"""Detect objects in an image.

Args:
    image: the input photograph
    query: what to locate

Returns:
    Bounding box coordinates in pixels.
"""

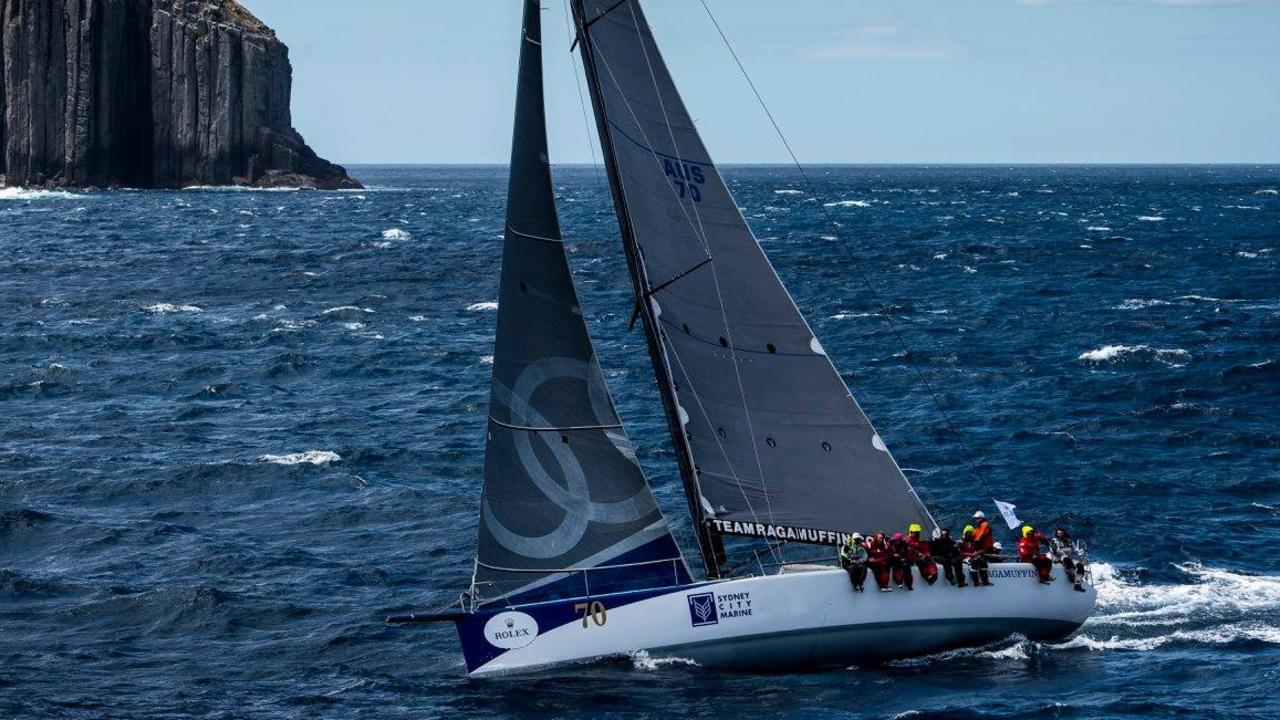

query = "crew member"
[839,533,869,592]
[1050,527,1088,592]
[930,528,966,587]
[1017,525,1054,584]
[960,525,991,586]
[971,510,995,555]
[888,532,915,591]
[907,524,938,586]
[867,531,893,592]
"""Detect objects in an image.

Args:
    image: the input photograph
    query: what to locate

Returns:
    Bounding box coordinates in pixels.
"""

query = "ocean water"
[2,165,1278,719]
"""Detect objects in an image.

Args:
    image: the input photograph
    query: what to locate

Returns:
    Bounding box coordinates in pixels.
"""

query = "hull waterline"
[453,562,1096,676]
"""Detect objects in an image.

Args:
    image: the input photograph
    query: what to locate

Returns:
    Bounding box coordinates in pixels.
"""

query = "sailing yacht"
[391,0,1096,676]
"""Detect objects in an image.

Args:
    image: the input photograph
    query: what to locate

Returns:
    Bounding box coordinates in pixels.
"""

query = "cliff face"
[0,0,359,189]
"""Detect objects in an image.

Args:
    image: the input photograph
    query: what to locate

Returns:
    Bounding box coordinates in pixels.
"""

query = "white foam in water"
[1064,562,1280,652]
[381,228,410,240]
[1115,298,1173,310]
[1137,215,1165,222]
[1078,344,1190,365]
[0,187,87,200]
[773,189,803,195]
[144,303,203,314]
[1255,189,1278,195]
[1086,226,1112,232]
[823,199,871,208]
[466,302,498,312]
[256,450,341,466]
[629,649,700,671]
[479,355,494,365]
[321,306,374,315]
[182,185,300,192]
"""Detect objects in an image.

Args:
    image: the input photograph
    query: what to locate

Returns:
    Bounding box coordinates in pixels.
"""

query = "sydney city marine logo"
[687,591,753,627]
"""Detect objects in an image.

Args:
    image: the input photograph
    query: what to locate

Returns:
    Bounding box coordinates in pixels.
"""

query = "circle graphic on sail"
[482,356,657,560]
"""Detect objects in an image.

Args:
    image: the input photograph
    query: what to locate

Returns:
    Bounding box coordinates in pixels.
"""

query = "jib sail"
[473,0,690,604]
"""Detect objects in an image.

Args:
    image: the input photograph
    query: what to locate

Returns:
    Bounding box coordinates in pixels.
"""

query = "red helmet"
[891,532,904,541]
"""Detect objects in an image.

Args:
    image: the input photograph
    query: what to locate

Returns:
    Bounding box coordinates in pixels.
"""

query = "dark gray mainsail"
[473,0,689,604]
[571,0,936,559]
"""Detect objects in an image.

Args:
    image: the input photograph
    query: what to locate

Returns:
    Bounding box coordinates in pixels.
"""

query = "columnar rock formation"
[0,0,359,189]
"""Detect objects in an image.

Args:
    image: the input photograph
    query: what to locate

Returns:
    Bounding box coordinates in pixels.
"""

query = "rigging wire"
[560,0,606,191]
[696,0,999,511]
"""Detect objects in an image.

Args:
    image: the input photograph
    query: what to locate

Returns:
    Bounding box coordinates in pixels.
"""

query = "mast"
[570,0,723,579]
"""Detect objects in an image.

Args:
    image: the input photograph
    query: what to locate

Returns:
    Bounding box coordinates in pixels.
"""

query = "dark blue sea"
[2,165,1279,719]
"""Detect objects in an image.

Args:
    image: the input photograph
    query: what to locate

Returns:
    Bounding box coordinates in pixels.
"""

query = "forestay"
[473,0,689,605]
[572,0,936,546]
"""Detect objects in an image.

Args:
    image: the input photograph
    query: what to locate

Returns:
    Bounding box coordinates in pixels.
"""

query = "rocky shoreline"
[0,0,359,190]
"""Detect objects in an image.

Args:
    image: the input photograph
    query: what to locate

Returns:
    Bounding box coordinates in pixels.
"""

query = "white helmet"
[973,510,986,519]
[850,533,864,542]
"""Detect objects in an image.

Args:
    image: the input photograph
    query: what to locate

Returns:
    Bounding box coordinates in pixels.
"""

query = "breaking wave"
[381,228,410,240]
[629,649,700,671]
[466,301,498,312]
[256,451,342,466]
[823,199,871,208]
[144,303,203,314]
[1078,344,1190,366]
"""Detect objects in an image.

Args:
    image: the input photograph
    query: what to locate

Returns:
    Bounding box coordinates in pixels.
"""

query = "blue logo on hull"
[687,592,718,626]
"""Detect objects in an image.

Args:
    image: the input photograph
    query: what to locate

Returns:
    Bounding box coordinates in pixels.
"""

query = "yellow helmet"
[1022,525,1034,538]
[963,524,975,534]
[908,523,922,534]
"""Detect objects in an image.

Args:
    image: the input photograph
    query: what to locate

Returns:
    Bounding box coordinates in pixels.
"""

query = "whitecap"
[1236,251,1259,259]
[1137,215,1165,222]
[479,355,495,365]
[1078,344,1190,365]
[343,322,366,330]
[182,185,300,192]
[381,228,410,240]
[823,199,871,208]
[1255,189,1278,195]
[321,306,375,315]
[256,450,341,465]
[144,303,203,314]
[1115,298,1172,310]
[1086,226,1112,232]
[408,315,428,322]
[467,301,499,312]
[773,189,803,195]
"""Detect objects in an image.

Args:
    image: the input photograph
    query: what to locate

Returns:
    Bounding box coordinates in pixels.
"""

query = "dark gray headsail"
[571,0,936,566]
[473,0,690,605]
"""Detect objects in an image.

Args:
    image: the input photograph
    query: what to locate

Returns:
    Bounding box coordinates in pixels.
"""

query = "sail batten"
[473,0,690,604]
[572,0,936,551]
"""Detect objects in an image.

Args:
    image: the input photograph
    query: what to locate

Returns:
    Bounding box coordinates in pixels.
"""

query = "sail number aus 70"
[573,601,607,628]
[663,158,706,202]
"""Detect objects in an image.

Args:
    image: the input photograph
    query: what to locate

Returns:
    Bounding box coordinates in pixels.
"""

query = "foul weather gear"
[907,529,939,586]
[840,535,870,592]
[1051,529,1088,591]
[1018,531,1054,583]
[960,533,992,586]
[888,534,916,590]
[867,533,893,591]
[930,531,967,587]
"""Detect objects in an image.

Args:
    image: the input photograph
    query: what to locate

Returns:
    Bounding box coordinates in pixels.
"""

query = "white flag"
[993,499,1022,530]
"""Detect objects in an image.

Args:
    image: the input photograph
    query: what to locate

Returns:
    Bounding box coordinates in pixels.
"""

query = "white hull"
[461,562,1096,675]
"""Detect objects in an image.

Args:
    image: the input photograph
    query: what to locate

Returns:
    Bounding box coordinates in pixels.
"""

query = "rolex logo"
[505,618,515,629]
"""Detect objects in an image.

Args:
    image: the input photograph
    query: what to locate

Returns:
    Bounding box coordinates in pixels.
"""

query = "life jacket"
[907,534,932,559]
[959,538,983,558]
[1017,535,1042,562]
[889,539,916,563]
[973,520,995,553]
[866,537,891,564]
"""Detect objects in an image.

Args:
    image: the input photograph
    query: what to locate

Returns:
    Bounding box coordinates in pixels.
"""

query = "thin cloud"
[1018,0,1280,5]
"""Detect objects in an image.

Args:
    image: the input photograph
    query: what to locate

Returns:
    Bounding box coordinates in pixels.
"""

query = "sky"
[251,0,1280,165]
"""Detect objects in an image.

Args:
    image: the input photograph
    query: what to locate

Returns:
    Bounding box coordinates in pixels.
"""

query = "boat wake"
[883,562,1280,667]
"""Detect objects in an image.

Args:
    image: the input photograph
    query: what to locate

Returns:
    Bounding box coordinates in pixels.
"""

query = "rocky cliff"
[0,0,359,189]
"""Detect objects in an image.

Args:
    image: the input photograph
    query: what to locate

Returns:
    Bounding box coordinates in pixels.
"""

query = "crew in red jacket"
[866,531,893,592]
[906,523,939,586]
[1017,526,1054,583]
[888,532,915,591]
